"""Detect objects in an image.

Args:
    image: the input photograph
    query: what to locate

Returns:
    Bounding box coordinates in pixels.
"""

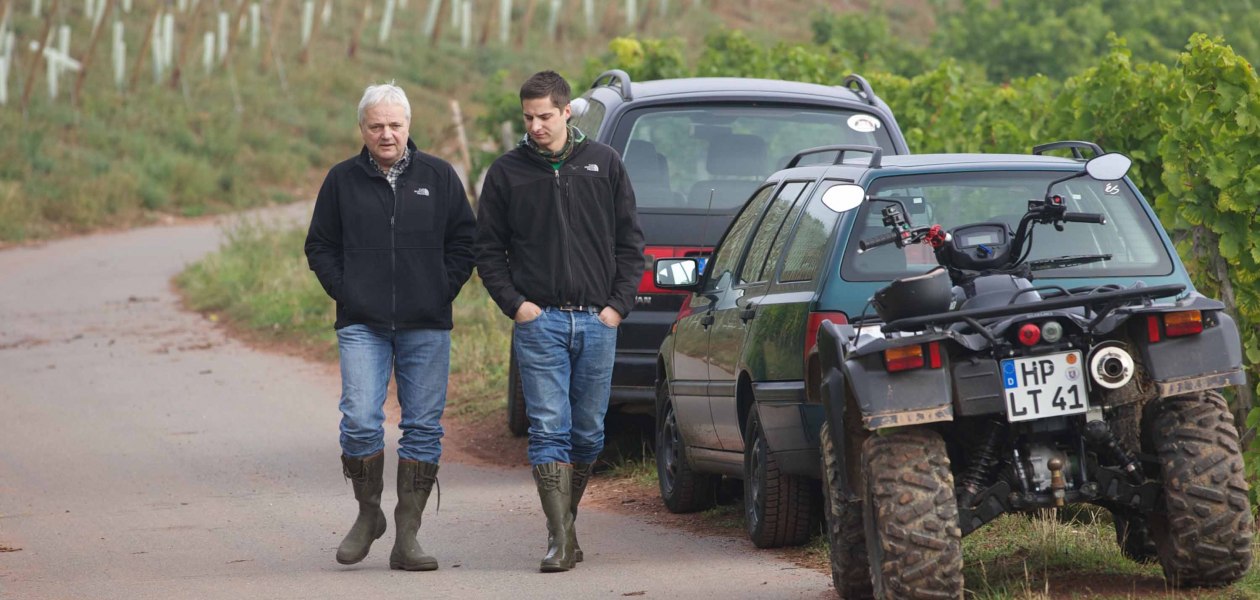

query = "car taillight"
[883,342,943,373]
[1164,310,1203,337]
[640,246,709,295]
[805,311,848,364]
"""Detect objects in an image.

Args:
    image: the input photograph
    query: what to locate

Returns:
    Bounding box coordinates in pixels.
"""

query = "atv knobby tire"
[1148,391,1253,587]
[862,428,963,600]
[820,420,873,599]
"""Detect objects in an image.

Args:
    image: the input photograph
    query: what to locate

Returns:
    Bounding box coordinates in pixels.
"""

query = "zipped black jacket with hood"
[305,140,477,330]
[475,137,645,319]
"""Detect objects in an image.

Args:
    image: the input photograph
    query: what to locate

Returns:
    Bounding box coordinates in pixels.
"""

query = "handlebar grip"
[1063,212,1106,224]
[859,231,900,251]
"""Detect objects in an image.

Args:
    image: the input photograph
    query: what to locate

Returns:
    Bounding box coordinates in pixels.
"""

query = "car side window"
[569,97,607,139]
[779,187,846,283]
[740,181,810,285]
[704,185,776,293]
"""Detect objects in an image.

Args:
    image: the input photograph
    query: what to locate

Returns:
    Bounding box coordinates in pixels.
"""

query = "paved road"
[0,207,833,600]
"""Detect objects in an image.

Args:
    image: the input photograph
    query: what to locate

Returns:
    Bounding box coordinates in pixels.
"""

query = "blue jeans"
[512,307,618,465]
[336,324,451,463]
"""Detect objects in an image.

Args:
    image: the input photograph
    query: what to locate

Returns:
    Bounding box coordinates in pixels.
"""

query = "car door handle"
[700,313,715,328]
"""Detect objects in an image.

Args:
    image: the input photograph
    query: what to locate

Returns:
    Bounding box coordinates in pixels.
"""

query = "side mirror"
[820,184,866,213]
[654,258,701,289]
[1085,152,1132,181]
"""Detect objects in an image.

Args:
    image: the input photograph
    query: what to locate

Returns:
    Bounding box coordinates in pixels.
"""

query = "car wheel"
[862,427,962,599]
[656,380,717,513]
[819,419,873,598]
[743,408,819,549]
[1147,391,1252,587]
[506,347,528,437]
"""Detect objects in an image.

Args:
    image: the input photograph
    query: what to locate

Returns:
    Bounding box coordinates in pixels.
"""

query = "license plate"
[1001,351,1088,422]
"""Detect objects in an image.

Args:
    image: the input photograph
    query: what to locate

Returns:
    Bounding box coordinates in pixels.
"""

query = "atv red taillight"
[1018,323,1041,346]
[884,342,942,373]
[640,246,709,294]
[1163,310,1203,337]
[805,311,848,364]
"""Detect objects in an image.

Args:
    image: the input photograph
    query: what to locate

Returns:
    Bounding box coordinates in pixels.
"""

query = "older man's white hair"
[357,82,411,124]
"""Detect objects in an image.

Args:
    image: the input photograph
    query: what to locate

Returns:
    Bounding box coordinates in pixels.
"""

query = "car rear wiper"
[1028,254,1112,271]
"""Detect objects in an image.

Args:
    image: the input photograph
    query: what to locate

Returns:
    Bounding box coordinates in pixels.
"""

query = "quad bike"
[815,153,1253,598]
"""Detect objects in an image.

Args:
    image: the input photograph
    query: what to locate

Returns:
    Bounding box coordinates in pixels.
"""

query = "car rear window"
[841,171,1174,281]
[613,105,896,211]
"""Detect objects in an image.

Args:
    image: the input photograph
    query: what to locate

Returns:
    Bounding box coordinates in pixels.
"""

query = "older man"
[305,82,476,571]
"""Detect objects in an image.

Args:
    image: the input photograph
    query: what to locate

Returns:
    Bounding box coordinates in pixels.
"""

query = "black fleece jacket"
[475,138,645,319]
[305,140,477,330]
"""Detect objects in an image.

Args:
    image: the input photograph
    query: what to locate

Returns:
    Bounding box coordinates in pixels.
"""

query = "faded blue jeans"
[336,324,450,463]
[512,307,618,465]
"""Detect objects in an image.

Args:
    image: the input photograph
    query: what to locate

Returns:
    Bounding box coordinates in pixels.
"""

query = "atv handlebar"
[859,230,901,252]
[1062,212,1107,225]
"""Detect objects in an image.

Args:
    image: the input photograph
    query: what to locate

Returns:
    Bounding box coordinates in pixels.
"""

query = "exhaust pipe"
[1089,344,1134,389]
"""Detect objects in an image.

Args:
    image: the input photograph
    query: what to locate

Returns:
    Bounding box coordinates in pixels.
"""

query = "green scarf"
[523,125,586,164]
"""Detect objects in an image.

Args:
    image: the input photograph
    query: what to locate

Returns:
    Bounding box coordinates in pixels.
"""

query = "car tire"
[1147,391,1252,587]
[656,380,717,513]
[506,347,528,437]
[862,427,963,599]
[743,408,819,549]
[819,419,873,599]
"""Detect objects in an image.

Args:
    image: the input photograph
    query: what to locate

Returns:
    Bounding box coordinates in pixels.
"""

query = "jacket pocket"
[341,249,392,322]
[395,248,448,323]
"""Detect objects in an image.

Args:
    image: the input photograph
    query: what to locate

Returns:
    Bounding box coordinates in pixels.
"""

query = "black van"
[504,70,910,435]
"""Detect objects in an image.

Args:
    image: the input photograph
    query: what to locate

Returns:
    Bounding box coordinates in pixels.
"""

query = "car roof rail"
[842,74,878,106]
[787,144,883,169]
[590,69,633,101]
[1031,140,1104,160]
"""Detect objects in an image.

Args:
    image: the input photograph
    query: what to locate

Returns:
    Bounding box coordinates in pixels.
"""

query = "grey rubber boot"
[570,462,594,563]
[336,451,388,565]
[533,462,575,572]
[389,460,439,571]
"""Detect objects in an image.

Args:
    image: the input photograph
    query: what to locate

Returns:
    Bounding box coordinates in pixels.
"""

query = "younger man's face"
[522,96,571,153]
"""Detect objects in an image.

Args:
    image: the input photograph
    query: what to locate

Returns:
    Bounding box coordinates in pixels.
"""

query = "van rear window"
[615,105,895,210]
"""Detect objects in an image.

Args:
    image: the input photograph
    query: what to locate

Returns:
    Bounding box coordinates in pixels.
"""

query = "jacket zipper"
[390,183,398,331]
[555,167,576,304]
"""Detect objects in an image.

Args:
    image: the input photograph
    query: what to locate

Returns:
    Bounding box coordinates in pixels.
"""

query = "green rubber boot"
[570,462,594,563]
[336,452,387,565]
[389,460,439,571]
[533,463,575,573]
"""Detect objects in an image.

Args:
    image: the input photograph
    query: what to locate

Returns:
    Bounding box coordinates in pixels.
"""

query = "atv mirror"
[1085,152,1132,181]
[654,258,701,289]
[821,184,865,213]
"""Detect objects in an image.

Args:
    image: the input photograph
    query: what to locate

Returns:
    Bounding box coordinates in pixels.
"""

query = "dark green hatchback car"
[652,144,1193,550]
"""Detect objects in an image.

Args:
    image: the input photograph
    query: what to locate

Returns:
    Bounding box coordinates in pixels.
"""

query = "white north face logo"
[584,164,600,172]
[414,187,430,196]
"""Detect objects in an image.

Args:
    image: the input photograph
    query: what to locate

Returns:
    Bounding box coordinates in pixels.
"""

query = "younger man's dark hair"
[520,70,571,109]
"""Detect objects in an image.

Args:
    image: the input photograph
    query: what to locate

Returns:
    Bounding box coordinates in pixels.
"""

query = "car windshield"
[841,170,1174,281]
[615,105,895,211]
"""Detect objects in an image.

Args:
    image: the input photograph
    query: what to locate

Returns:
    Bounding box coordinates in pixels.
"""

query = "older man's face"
[360,102,410,168]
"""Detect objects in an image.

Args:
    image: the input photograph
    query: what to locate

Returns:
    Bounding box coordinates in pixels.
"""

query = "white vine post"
[459,0,469,48]
[498,0,510,45]
[379,0,396,44]
[320,0,331,26]
[659,0,668,18]
[249,2,260,49]
[450,0,459,28]
[625,0,635,28]
[45,26,82,100]
[121,0,129,12]
[92,0,105,28]
[299,0,313,46]
[0,21,12,105]
[111,18,124,88]
[150,9,164,81]
[217,10,228,60]
[201,30,213,73]
[422,0,441,38]
[545,0,559,37]
[583,0,593,32]
[177,0,187,12]
[33,0,41,17]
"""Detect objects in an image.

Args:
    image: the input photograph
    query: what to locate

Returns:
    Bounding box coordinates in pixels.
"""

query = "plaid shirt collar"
[369,147,411,190]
